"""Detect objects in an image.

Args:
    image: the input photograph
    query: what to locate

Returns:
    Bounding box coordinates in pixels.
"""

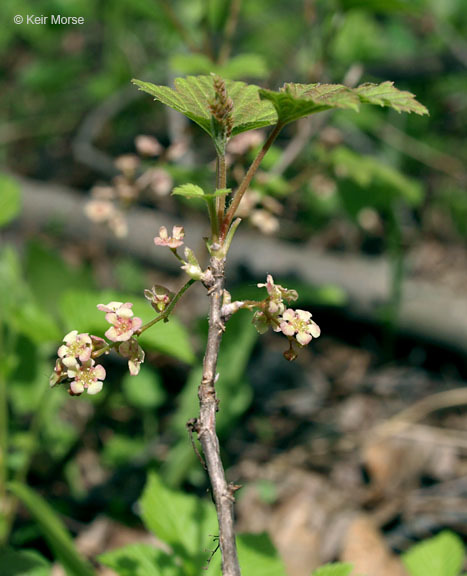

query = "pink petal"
[87,380,103,395]
[296,332,312,346]
[93,364,106,379]
[70,381,84,394]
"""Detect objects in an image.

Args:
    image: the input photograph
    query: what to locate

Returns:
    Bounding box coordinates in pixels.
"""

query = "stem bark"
[197,256,241,576]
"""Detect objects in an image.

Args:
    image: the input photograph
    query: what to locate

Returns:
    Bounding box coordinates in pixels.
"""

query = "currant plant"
[50,74,427,576]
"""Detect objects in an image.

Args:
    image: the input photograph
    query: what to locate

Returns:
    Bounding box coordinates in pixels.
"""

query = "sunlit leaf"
[312,563,354,576]
[259,81,428,125]
[356,81,429,115]
[238,533,287,576]
[132,76,277,137]
[139,472,217,573]
[172,183,231,200]
[402,531,464,576]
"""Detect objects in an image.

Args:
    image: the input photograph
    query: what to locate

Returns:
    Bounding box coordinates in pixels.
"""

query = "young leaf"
[312,563,354,576]
[172,183,231,200]
[356,81,429,115]
[132,76,277,137]
[99,543,178,576]
[259,81,428,125]
[0,548,51,576]
[402,531,464,576]
[7,482,95,576]
[259,83,360,125]
[0,174,21,228]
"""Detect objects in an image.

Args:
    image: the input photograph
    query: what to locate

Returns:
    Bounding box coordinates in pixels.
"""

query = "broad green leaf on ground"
[121,365,166,410]
[172,183,231,200]
[139,472,217,571]
[312,563,354,576]
[99,544,178,576]
[59,290,195,364]
[237,533,287,576]
[402,531,464,576]
[0,548,51,576]
[0,173,21,227]
[259,81,428,125]
[132,76,277,137]
[7,482,95,576]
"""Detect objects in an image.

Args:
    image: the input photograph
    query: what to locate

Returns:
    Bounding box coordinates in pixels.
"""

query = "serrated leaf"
[98,544,178,576]
[237,533,287,576]
[133,76,277,137]
[402,531,464,576]
[259,83,360,125]
[312,563,354,576]
[0,174,22,227]
[259,81,428,125]
[356,82,429,115]
[7,482,95,576]
[0,548,51,576]
[139,472,217,573]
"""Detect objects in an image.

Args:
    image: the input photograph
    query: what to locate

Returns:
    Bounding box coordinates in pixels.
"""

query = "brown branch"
[220,121,283,240]
[196,256,241,576]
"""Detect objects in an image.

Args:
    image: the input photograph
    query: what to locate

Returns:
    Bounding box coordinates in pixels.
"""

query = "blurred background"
[1,0,466,574]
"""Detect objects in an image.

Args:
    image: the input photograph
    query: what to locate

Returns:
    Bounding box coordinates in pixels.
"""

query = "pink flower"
[118,338,145,376]
[279,309,321,346]
[67,359,106,395]
[154,225,184,249]
[57,330,92,368]
[97,302,142,342]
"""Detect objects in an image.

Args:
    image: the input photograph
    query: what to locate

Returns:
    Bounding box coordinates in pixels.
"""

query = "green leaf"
[172,183,231,200]
[59,290,195,364]
[356,81,429,115]
[139,472,217,572]
[132,76,277,137]
[7,482,95,576]
[237,533,287,576]
[259,83,360,125]
[0,548,51,576]
[402,531,464,576]
[0,174,22,228]
[121,365,166,410]
[259,81,428,125]
[312,563,354,576]
[99,544,178,576]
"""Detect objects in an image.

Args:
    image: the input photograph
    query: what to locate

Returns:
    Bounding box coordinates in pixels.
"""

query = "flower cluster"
[253,275,320,357]
[50,330,107,395]
[50,301,146,396]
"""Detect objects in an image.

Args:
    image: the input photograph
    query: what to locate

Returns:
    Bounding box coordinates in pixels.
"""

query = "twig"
[221,121,283,239]
[196,255,241,576]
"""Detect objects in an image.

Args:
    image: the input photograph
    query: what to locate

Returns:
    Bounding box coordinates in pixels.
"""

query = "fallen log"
[12,174,467,356]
